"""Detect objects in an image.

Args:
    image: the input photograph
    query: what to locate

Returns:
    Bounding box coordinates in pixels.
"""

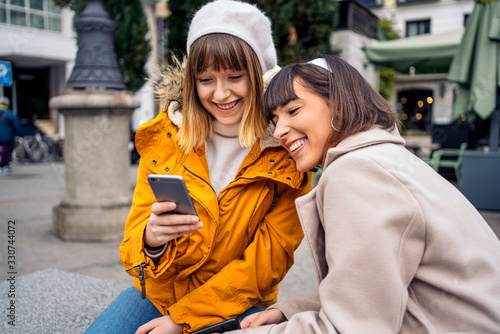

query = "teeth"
[290,139,305,152]
[217,101,238,110]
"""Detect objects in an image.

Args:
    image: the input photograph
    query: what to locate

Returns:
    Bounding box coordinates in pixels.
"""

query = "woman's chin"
[293,154,324,172]
[295,160,315,173]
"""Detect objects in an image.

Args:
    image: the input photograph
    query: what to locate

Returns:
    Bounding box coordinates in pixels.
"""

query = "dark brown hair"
[263,54,399,146]
[179,33,267,151]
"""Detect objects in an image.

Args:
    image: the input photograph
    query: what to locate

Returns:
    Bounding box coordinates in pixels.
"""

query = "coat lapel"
[295,188,328,283]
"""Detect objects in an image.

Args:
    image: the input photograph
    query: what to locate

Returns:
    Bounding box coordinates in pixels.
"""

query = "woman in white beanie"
[85,1,311,334]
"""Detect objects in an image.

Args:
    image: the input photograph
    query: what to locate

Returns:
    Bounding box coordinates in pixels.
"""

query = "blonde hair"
[177,34,268,152]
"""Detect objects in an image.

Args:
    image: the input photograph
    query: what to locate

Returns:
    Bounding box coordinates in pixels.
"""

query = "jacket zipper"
[126,262,148,299]
[182,164,220,203]
[138,263,147,299]
[139,262,147,299]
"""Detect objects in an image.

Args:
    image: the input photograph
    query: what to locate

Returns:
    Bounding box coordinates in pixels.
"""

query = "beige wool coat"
[233,126,500,333]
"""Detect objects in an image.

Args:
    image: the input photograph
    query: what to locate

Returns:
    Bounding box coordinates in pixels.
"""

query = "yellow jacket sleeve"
[119,159,178,277]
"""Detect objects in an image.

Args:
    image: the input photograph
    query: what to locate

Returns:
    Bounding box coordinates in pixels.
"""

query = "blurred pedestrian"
[0,96,23,176]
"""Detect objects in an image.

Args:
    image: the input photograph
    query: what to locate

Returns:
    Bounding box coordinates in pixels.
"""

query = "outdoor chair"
[424,150,444,172]
[426,142,468,184]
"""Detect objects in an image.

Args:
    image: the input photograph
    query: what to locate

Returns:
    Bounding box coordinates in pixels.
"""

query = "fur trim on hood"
[153,55,281,150]
[154,56,186,129]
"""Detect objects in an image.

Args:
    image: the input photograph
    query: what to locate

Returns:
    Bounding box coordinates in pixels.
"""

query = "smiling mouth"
[289,139,306,153]
[216,100,239,110]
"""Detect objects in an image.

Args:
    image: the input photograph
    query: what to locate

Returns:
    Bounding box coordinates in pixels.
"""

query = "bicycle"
[13,132,61,163]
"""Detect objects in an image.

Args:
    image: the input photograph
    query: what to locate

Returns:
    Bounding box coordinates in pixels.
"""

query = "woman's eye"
[229,75,242,80]
[197,77,211,83]
[289,107,300,115]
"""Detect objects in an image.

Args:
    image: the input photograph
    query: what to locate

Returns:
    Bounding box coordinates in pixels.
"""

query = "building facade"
[0,0,76,127]
[362,0,474,138]
[332,0,380,88]
[0,0,164,138]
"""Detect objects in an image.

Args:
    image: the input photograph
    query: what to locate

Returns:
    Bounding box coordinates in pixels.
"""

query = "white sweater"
[206,120,250,196]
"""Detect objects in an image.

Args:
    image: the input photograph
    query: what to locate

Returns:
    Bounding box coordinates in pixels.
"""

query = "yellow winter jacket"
[119,61,312,333]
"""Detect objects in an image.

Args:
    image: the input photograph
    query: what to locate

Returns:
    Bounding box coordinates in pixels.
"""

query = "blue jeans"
[85,286,266,333]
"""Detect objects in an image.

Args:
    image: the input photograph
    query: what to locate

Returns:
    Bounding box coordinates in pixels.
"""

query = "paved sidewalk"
[0,162,135,333]
[0,162,135,286]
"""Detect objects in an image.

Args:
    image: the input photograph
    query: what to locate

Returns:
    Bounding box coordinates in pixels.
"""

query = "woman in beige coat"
[234,54,500,333]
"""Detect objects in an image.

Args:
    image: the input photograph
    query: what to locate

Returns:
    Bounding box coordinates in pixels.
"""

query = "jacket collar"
[154,56,281,152]
[323,125,406,169]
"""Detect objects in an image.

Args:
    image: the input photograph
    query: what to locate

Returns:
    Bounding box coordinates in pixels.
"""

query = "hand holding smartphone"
[145,174,201,248]
[147,174,197,215]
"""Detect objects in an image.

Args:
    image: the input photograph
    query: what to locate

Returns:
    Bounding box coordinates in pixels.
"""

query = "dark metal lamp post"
[65,0,126,90]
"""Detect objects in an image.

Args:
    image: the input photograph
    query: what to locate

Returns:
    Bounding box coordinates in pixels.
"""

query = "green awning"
[448,0,500,121]
[365,28,464,74]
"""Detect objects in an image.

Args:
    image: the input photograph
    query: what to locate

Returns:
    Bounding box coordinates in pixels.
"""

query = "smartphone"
[191,318,241,334]
[147,174,197,215]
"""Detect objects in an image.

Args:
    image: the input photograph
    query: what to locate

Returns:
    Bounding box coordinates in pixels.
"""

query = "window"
[0,7,6,23]
[398,89,433,134]
[464,14,470,27]
[0,0,62,31]
[406,19,430,37]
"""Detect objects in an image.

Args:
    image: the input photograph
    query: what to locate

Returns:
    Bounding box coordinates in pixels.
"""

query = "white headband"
[307,58,332,73]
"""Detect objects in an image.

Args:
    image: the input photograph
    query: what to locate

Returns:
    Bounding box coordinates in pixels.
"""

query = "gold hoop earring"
[331,119,339,132]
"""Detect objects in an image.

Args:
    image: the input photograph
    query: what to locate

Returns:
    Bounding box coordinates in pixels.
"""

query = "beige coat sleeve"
[269,290,321,319]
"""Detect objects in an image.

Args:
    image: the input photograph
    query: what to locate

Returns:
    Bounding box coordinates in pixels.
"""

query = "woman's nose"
[273,119,289,140]
[214,81,230,100]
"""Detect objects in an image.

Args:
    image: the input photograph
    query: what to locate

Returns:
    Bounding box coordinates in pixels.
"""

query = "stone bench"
[1,269,127,334]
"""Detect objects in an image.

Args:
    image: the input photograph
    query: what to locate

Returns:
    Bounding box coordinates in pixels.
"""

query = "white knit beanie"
[186,0,277,74]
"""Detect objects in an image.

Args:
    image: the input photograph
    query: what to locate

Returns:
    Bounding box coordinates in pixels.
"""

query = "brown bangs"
[263,63,331,122]
[189,34,248,74]
[262,66,298,121]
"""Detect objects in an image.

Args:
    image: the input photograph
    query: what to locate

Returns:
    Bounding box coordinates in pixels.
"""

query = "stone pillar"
[50,0,141,240]
[50,89,139,240]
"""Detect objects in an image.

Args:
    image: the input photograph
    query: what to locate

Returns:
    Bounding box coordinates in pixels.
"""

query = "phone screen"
[147,174,197,215]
